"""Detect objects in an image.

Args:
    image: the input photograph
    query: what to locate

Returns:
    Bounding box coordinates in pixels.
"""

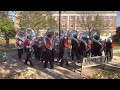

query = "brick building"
[14,11,117,37]
[52,11,117,37]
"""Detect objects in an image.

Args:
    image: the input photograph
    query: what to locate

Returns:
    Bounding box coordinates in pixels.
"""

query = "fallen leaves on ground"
[92,69,120,79]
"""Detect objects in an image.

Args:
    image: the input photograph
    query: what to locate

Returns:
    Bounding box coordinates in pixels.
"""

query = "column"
[67,16,69,30]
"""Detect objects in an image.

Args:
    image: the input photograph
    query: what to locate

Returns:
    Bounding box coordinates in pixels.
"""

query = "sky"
[8,11,15,22]
[8,11,120,27]
[117,11,120,27]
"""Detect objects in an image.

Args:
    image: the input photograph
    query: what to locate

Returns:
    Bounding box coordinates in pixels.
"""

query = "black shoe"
[43,66,47,68]
[50,67,54,69]
[66,63,70,66]
[60,64,63,67]
[24,60,28,65]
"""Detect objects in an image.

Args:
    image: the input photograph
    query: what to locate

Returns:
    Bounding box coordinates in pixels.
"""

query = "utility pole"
[59,11,61,39]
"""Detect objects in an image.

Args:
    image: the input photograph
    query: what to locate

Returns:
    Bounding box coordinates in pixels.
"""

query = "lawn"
[0,38,16,52]
[114,43,120,50]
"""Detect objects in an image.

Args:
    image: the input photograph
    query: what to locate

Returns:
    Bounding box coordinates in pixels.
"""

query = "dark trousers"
[18,48,23,59]
[93,49,102,56]
[57,47,64,61]
[71,48,79,60]
[106,49,113,61]
[24,48,33,66]
[34,48,41,60]
[60,48,69,66]
[44,49,54,68]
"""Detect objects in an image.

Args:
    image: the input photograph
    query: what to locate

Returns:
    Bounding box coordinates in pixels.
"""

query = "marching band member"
[15,38,24,60]
[57,30,66,63]
[43,29,55,69]
[32,36,40,60]
[105,37,114,61]
[59,34,70,67]
[71,32,80,60]
[78,36,88,63]
[53,32,59,60]
[92,35,102,56]
[24,36,33,66]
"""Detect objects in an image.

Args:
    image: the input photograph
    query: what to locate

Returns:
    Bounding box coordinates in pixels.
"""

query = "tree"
[0,12,15,36]
[92,15,104,35]
[17,11,58,34]
[76,11,104,36]
[0,15,15,45]
[116,27,120,39]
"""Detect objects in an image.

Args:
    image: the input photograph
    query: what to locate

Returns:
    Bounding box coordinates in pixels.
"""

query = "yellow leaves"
[92,69,120,79]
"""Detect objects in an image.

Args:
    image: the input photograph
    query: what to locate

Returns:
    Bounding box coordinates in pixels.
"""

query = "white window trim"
[70,16,75,20]
[110,16,113,20]
[62,16,66,20]
[92,16,94,20]
[84,16,87,20]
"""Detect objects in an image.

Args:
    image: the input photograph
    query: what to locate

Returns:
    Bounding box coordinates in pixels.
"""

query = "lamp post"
[59,11,61,39]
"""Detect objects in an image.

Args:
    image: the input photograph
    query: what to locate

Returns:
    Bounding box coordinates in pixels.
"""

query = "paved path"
[0,50,84,79]
[0,49,120,79]
[113,49,120,53]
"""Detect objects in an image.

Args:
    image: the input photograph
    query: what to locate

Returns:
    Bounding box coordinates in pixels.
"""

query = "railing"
[75,55,107,74]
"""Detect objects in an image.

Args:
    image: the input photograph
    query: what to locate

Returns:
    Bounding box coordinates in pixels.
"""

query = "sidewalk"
[113,49,120,53]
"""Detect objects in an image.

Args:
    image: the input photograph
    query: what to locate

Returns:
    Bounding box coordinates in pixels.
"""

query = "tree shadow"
[0,50,82,79]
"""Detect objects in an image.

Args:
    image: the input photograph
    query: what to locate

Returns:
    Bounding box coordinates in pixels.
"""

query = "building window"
[79,16,82,20]
[62,24,66,28]
[84,16,87,20]
[104,16,108,20]
[109,33,112,36]
[104,24,108,28]
[109,23,113,28]
[70,24,74,28]
[62,16,66,20]
[70,16,75,20]
[110,16,113,20]
[79,24,82,28]
[55,16,58,20]
[92,16,94,20]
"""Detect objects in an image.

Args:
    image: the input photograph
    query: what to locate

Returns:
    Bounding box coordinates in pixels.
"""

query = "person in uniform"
[105,37,114,62]
[92,35,102,56]
[32,37,40,60]
[43,29,55,69]
[71,33,80,60]
[78,36,87,63]
[59,35,70,67]
[24,36,33,66]
[15,38,24,60]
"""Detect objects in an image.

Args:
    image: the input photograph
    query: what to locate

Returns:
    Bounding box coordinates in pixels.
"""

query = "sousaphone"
[15,31,26,41]
[26,28,35,37]
[79,32,89,41]
[69,30,78,39]
[90,30,100,40]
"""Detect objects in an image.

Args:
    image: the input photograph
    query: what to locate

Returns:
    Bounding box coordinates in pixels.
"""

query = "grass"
[113,43,120,50]
[0,38,16,52]
[92,69,120,79]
